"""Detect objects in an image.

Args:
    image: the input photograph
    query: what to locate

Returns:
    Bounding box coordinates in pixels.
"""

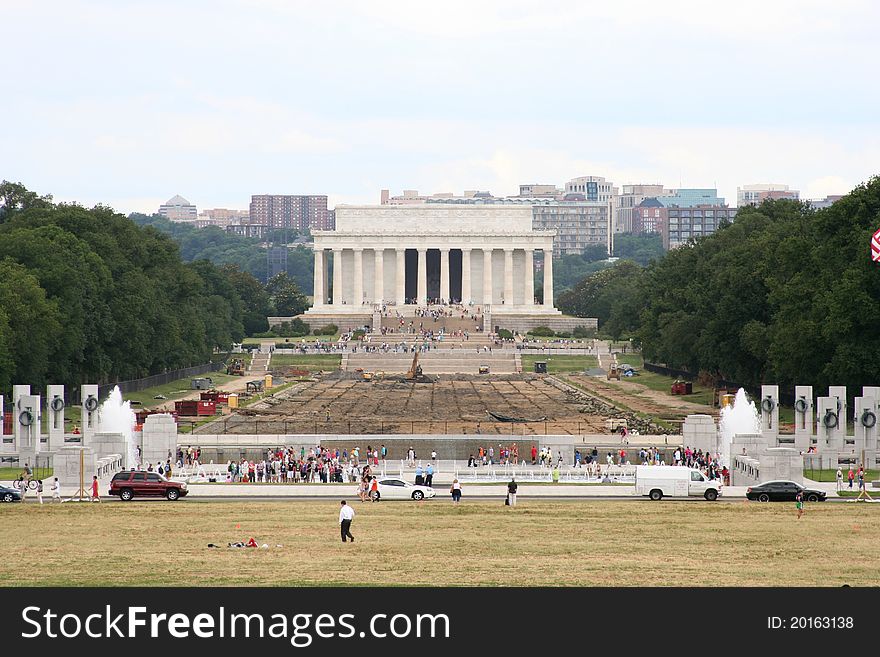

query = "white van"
[635,465,722,501]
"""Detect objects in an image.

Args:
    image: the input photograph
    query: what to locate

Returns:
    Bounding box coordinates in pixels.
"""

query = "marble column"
[503,248,514,305]
[373,248,384,304]
[440,248,450,303]
[417,248,427,305]
[313,249,325,305]
[483,248,493,305]
[353,248,364,306]
[332,248,343,305]
[461,248,472,305]
[524,248,534,305]
[395,249,406,305]
[543,248,554,308]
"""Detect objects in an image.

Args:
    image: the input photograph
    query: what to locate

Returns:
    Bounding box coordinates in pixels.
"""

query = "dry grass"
[2,500,878,586]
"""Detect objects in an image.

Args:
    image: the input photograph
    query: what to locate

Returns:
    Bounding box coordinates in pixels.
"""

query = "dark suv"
[109,470,188,501]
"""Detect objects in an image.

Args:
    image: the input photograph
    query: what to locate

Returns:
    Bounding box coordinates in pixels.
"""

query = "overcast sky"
[3,0,878,213]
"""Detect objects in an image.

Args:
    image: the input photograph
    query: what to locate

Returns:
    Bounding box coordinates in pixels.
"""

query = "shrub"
[314,323,338,336]
[497,328,513,339]
[555,331,571,338]
[572,325,593,339]
[352,329,366,340]
[528,326,555,337]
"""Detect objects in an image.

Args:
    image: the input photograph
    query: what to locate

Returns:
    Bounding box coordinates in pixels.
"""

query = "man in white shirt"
[51,477,62,503]
[339,500,355,543]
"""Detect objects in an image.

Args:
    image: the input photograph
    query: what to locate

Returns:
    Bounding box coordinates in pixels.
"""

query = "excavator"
[404,351,430,382]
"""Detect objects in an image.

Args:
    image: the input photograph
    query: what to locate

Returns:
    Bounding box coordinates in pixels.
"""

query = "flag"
[873,227,880,262]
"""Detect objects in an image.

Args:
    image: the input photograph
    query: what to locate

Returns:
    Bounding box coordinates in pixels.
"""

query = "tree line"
[0,182,307,390]
[558,177,880,391]
[129,212,315,293]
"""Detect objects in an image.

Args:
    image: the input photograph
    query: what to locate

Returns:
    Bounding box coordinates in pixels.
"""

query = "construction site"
[189,337,715,438]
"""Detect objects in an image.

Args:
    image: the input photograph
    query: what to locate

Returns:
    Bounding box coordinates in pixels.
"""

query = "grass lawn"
[2,501,879,586]
[123,373,241,409]
[243,335,340,345]
[805,469,879,483]
[835,490,879,498]
[270,354,342,370]
[521,354,598,373]
[0,466,53,481]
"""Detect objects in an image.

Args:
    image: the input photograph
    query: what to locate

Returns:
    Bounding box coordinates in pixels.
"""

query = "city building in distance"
[157,194,197,222]
[249,194,333,231]
[195,208,249,229]
[737,183,800,207]
[633,188,735,250]
[617,184,674,234]
[808,194,845,210]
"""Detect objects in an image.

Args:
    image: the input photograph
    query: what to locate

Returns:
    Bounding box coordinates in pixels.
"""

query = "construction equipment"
[607,363,621,380]
[479,365,490,374]
[361,371,374,381]
[404,351,430,382]
[226,358,245,376]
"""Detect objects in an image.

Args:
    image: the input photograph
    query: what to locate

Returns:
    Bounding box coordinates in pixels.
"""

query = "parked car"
[109,470,188,501]
[367,478,435,501]
[746,480,826,502]
[0,484,22,503]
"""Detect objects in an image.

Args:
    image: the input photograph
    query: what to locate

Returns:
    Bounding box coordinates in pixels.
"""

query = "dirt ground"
[197,374,612,436]
[565,374,716,421]
[4,501,878,586]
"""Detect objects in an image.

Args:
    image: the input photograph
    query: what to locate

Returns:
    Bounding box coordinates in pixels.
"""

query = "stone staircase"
[248,344,272,374]
[345,350,517,374]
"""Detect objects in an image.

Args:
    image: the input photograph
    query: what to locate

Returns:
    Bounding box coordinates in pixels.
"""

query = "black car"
[1,485,23,503]
[746,480,826,502]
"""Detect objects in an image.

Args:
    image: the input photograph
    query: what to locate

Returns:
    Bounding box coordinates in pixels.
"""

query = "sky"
[2,0,879,213]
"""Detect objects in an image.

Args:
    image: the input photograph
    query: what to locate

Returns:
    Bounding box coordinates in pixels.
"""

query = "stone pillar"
[374,248,384,304]
[395,249,406,305]
[503,249,514,305]
[47,384,65,451]
[81,384,100,444]
[461,248,472,305]
[483,248,493,305]
[524,248,535,305]
[417,248,427,304]
[332,249,343,306]
[440,248,450,303]
[13,385,30,451]
[543,248,554,308]
[353,248,364,306]
[313,249,325,305]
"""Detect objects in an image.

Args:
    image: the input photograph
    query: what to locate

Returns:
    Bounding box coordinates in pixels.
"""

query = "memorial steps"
[345,350,519,374]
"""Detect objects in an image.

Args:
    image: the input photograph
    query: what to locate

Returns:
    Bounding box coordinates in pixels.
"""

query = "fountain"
[98,386,138,469]
[718,388,761,466]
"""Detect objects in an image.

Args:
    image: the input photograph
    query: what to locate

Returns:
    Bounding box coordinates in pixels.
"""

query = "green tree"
[0,180,53,223]
[266,272,308,316]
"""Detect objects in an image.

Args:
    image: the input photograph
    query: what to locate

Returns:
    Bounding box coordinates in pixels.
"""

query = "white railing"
[454,463,636,483]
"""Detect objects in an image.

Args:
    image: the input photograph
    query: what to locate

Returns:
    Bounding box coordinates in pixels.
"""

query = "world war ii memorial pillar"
[47,384,65,451]
[81,384,100,443]
[793,385,813,452]
[760,385,779,445]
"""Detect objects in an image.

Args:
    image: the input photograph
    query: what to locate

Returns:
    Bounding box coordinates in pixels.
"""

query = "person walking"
[51,477,62,503]
[339,500,355,543]
[552,465,560,484]
[36,480,44,505]
[450,479,462,505]
[90,475,101,502]
[848,467,855,489]
[370,476,379,502]
[425,463,434,487]
[836,467,843,492]
[507,478,518,507]
[795,489,804,519]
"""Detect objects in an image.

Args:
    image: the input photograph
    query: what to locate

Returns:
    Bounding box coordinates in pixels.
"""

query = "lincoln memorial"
[297,204,591,333]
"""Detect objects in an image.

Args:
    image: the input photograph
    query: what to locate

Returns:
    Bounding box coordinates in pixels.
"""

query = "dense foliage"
[557,177,880,390]
[129,213,315,292]
[0,183,270,390]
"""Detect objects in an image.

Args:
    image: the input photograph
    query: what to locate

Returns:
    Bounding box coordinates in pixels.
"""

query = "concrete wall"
[491,315,596,334]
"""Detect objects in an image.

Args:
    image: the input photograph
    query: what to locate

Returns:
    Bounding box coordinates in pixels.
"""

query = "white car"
[367,477,435,501]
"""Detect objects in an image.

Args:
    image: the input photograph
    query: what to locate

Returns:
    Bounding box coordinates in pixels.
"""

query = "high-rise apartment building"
[195,208,249,229]
[158,195,197,222]
[249,195,332,231]
[737,184,799,207]
[633,188,735,249]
